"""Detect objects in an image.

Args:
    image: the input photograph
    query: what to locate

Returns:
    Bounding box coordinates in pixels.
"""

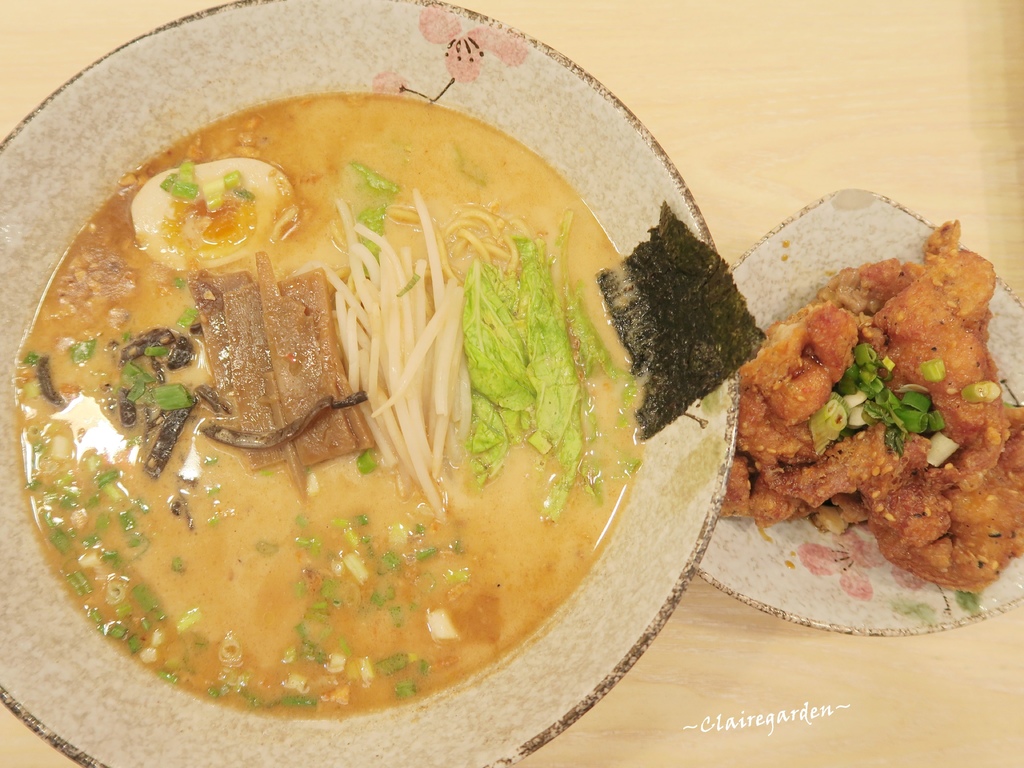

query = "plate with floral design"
[700,189,1024,635]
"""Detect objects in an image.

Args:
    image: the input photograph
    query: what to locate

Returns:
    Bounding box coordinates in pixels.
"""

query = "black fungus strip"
[194,383,232,414]
[143,405,160,443]
[201,392,368,450]
[143,405,195,478]
[117,387,137,428]
[597,202,764,440]
[170,495,194,530]
[166,334,195,370]
[36,355,65,407]
[149,356,166,384]
[119,328,176,365]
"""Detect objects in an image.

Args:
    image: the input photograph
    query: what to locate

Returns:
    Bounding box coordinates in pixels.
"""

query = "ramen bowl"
[0,1,734,766]
[700,189,1024,635]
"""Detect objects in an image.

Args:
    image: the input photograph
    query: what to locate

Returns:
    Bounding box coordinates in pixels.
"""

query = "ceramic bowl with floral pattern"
[700,189,1024,635]
[0,1,734,766]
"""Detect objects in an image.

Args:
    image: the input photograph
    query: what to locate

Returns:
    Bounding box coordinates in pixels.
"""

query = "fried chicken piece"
[923,219,961,263]
[723,453,813,525]
[873,229,1008,478]
[872,408,1024,590]
[736,302,859,470]
[817,258,926,318]
[721,454,752,516]
[762,424,930,507]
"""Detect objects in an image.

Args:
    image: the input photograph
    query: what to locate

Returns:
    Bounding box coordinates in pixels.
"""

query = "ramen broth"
[15,94,640,714]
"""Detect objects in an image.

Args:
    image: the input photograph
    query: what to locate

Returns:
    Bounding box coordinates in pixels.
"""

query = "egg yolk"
[161,195,258,262]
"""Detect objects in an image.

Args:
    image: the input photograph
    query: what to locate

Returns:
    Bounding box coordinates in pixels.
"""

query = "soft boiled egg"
[130,158,296,270]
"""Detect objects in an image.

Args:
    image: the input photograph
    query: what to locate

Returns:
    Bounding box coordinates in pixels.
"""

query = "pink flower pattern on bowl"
[797,528,887,600]
[797,526,931,601]
[374,7,528,101]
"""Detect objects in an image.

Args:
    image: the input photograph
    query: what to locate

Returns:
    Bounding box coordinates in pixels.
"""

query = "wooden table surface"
[2,1,1022,766]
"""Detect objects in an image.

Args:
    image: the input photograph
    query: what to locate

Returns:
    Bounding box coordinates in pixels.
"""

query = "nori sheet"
[597,203,763,440]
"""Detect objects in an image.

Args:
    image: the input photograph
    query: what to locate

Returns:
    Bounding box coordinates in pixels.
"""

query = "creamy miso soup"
[15,94,640,715]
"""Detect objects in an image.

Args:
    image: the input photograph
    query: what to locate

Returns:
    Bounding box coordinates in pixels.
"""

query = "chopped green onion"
[356,450,377,475]
[223,170,242,189]
[176,307,199,329]
[96,468,121,488]
[232,187,255,201]
[171,556,185,573]
[22,351,40,366]
[928,411,946,432]
[444,567,470,585]
[842,390,868,409]
[836,366,860,396]
[343,552,369,584]
[920,358,946,382]
[132,584,163,616]
[174,276,188,289]
[395,679,417,699]
[900,390,932,413]
[202,177,227,211]
[65,570,92,596]
[896,407,929,433]
[70,339,97,364]
[149,383,195,411]
[103,482,126,502]
[396,274,421,298]
[809,393,848,454]
[375,653,409,676]
[962,381,1001,404]
[415,547,438,561]
[177,160,196,184]
[356,514,370,527]
[854,343,877,367]
[176,607,203,632]
[49,528,73,554]
[169,179,199,201]
[858,367,878,386]
[101,550,121,566]
[144,345,169,357]
[121,361,155,402]
[927,432,960,466]
[381,551,402,571]
[279,695,317,708]
[881,356,896,372]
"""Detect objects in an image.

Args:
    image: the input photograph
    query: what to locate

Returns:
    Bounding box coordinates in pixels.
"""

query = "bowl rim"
[0,1,730,765]
[699,187,1024,637]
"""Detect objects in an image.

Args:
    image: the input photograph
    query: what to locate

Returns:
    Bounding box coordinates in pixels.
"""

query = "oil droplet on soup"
[15,94,641,716]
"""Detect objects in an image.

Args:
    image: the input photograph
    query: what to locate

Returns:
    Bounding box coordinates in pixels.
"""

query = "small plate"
[699,189,1024,635]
